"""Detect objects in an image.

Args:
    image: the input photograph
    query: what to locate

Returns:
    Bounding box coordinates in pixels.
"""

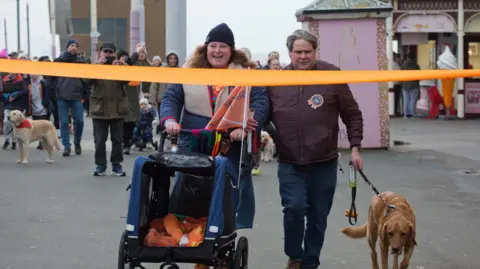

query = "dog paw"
[21,160,28,164]
[16,160,22,164]
[45,159,54,164]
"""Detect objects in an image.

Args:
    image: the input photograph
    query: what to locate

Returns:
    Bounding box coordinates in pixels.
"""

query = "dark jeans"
[57,99,84,149]
[394,84,403,116]
[123,121,136,148]
[278,159,337,269]
[32,115,50,145]
[93,118,124,167]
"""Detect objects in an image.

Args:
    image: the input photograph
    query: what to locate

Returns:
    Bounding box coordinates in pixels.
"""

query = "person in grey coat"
[47,39,88,157]
[401,53,421,119]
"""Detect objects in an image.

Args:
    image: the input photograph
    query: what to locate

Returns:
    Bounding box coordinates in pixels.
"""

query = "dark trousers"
[394,84,403,116]
[123,121,136,148]
[32,114,50,121]
[278,159,337,269]
[52,101,60,129]
[32,114,50,145]
[93,118,124,167]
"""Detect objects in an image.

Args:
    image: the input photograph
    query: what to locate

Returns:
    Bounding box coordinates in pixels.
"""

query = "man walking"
[47,39,88,156]
[268,29,364,269]
[89,42,128,176]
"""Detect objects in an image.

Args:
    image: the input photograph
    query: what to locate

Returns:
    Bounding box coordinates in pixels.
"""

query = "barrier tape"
[0,59,478,86]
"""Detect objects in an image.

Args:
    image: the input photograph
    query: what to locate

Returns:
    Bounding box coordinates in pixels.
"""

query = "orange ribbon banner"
[0,59,478,86]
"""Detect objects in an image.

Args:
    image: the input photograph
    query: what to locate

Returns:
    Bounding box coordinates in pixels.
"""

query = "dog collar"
[16,119,32,129]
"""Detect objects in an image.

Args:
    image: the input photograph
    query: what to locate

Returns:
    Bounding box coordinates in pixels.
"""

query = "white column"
[90,0,99,63]
[166,0,187,65]
[387,15,395,116]
[457,0,465,118]
[130,0,145,54]
[49,0,57,58]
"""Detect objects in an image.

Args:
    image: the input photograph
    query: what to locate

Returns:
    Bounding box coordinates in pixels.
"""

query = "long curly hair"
[185,45,257,69]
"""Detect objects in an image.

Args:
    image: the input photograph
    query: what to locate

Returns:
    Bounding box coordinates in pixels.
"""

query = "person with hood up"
[165,51,179,67]
[47,39,88,157]
[149,53,179,115]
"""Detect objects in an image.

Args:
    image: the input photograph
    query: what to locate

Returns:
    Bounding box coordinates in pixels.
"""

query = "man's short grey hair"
[286,29,318,52]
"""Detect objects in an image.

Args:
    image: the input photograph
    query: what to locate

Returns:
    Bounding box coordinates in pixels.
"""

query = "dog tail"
[341,223,367,239]
[54,136,61,151]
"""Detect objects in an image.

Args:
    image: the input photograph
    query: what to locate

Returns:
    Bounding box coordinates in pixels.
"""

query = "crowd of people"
[0,41,181,175]
[0,23,365,269]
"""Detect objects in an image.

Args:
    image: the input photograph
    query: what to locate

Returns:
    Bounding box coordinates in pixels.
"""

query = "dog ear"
[381,222,389,244]
[409,224,417,246]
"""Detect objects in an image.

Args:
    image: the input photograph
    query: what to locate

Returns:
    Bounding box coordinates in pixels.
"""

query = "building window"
[98,18,127,51]
[69,18,90,35]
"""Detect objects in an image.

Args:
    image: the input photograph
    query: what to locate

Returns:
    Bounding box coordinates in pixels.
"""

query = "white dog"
[260,130,275,162]
[9,110,61,164]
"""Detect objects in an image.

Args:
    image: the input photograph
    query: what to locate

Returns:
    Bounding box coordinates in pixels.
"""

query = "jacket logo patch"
[307,94,324,109]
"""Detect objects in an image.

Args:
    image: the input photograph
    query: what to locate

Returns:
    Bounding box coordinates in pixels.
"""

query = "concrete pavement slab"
[0,118,478,269]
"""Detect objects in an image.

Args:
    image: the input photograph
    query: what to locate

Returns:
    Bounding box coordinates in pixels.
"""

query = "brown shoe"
[286,258,302,269]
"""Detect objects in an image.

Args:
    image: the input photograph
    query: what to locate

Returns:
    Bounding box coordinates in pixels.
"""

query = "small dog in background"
[260,130,275,162]
[9,110,61,164]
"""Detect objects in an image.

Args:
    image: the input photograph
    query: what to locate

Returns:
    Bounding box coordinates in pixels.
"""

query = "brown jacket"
[268,60,363,165]
[89,79,129,119]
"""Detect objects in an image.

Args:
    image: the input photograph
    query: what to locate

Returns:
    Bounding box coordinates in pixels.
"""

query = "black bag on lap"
[169,174,213,219]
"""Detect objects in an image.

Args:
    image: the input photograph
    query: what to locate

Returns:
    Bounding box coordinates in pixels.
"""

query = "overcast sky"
[0,0,312,62]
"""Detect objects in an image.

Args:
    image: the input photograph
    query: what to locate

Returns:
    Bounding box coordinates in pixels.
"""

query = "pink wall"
[316,19,382,148]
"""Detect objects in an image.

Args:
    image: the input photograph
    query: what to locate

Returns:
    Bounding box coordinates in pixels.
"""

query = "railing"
[397,0,458,10]
[465,1,480,10]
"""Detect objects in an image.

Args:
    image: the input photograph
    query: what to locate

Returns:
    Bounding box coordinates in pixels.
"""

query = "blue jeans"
[57,99,84,149]
[278,160,337,269]
[402,89,419,117]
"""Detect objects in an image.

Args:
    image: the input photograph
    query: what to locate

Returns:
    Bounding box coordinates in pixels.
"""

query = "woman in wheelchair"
[159,23,269,230]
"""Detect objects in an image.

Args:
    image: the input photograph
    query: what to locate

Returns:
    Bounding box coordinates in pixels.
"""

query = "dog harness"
[16,119,32,129]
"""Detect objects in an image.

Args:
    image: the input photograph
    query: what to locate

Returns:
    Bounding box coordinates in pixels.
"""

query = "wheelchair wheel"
[117,231,135,269]
[232,236,248,269]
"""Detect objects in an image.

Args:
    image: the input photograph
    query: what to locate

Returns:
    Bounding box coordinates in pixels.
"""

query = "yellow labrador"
[9,110,61,164]
[341,191,417,269]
